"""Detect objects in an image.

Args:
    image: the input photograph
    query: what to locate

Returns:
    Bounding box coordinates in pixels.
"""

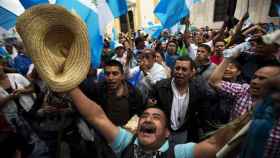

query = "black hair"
[166,39,179,52]
[141,104,170,128]
[233,33,245,45]
[103,39,110,48]
[214,39,226,45]
[176,56,197,69]
[135,37,144,47]
[105,60,124,74]
[198,44,211,54]
[230,59,242,71]
[155,51,165,61]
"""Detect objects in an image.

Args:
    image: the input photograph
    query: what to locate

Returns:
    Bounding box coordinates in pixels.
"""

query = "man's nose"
[145,116,152,122]
[107,73,114,80]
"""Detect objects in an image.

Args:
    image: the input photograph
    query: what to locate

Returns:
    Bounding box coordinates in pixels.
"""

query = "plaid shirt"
[220,81,280,158]
[220,81,253,120]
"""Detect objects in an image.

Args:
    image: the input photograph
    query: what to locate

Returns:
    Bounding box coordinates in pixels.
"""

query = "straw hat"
[16,4,90,92]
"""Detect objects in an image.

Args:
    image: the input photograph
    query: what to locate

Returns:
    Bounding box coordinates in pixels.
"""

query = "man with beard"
[209,42,280,157]
[148,56,214,144]
[68,86,247,158]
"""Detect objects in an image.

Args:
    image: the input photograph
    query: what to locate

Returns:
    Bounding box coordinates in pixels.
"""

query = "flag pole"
[246,0,249,12]
[126,12,133,48]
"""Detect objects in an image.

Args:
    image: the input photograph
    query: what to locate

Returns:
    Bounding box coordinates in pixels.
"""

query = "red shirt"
[210,54,223,65]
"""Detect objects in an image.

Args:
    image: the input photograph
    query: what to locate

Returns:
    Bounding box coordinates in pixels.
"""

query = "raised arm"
[212,22,226,44]
[69,88,119,144]
[228,12,249,46]
[194,112,250,158]
[209,42,244,89]
[208,58,231,89]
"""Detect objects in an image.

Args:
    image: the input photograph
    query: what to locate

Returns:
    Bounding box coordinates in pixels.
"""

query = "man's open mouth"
[139,123,156,134]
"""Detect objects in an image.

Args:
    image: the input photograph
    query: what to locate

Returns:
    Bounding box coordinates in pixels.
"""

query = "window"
[214,0,230,22]
[120,10,134,33]
[269,0,280,17]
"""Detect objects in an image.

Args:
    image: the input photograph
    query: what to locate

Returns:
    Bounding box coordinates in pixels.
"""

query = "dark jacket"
[80,79,145,158]
[237,54,280,83]
[80,79,144,122]
[149,76,215,142]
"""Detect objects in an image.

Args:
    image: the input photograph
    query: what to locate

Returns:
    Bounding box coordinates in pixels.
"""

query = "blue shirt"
[165,53,179,69]
[13,53,32,75]
[111,127,196,158]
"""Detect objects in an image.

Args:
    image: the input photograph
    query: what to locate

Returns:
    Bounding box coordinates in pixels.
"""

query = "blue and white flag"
[186,0,204,7]
[0,0,50,33]
[192,0,204,4]
[154,0,190,29]
[20,0,49,9]
[143,23,163,36]
[110,27,118,49]
[0,0,25,30]
[56,0,128,68]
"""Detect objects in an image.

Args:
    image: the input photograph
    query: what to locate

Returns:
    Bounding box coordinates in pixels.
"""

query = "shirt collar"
[134,138,169,152]
[171,78,188,97]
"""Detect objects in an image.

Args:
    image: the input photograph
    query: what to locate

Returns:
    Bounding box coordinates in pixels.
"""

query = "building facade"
[110,0,279,33]
[190,0,280,29]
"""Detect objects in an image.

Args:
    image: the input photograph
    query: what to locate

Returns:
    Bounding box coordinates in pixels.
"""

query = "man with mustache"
[68,87,247,158]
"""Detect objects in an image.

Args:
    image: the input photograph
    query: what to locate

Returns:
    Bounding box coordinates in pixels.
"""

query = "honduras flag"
[56,0,128,68]
[154,0,190,29]
[0,0,49,31]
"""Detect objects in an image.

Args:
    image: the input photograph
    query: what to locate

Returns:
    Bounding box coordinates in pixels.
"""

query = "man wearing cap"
[112,43,127,66]
[133,37,146,60]
[68,86,247,158]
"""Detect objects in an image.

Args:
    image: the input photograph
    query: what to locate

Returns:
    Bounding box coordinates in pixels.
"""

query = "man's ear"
[191,67,197,77]
[165,129,170,138]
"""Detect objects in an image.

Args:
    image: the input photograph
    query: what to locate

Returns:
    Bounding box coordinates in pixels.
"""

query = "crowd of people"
[0,11,280,158]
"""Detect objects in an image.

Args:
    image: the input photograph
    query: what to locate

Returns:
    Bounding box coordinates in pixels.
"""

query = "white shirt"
[111,51,127,66]
[189,40,213,60]
[128,63,167,89]
[1,73,34,111]
[128,63,167,100]
[0,73,35,125]
[170,79,190,130]
[189,44,197,60]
